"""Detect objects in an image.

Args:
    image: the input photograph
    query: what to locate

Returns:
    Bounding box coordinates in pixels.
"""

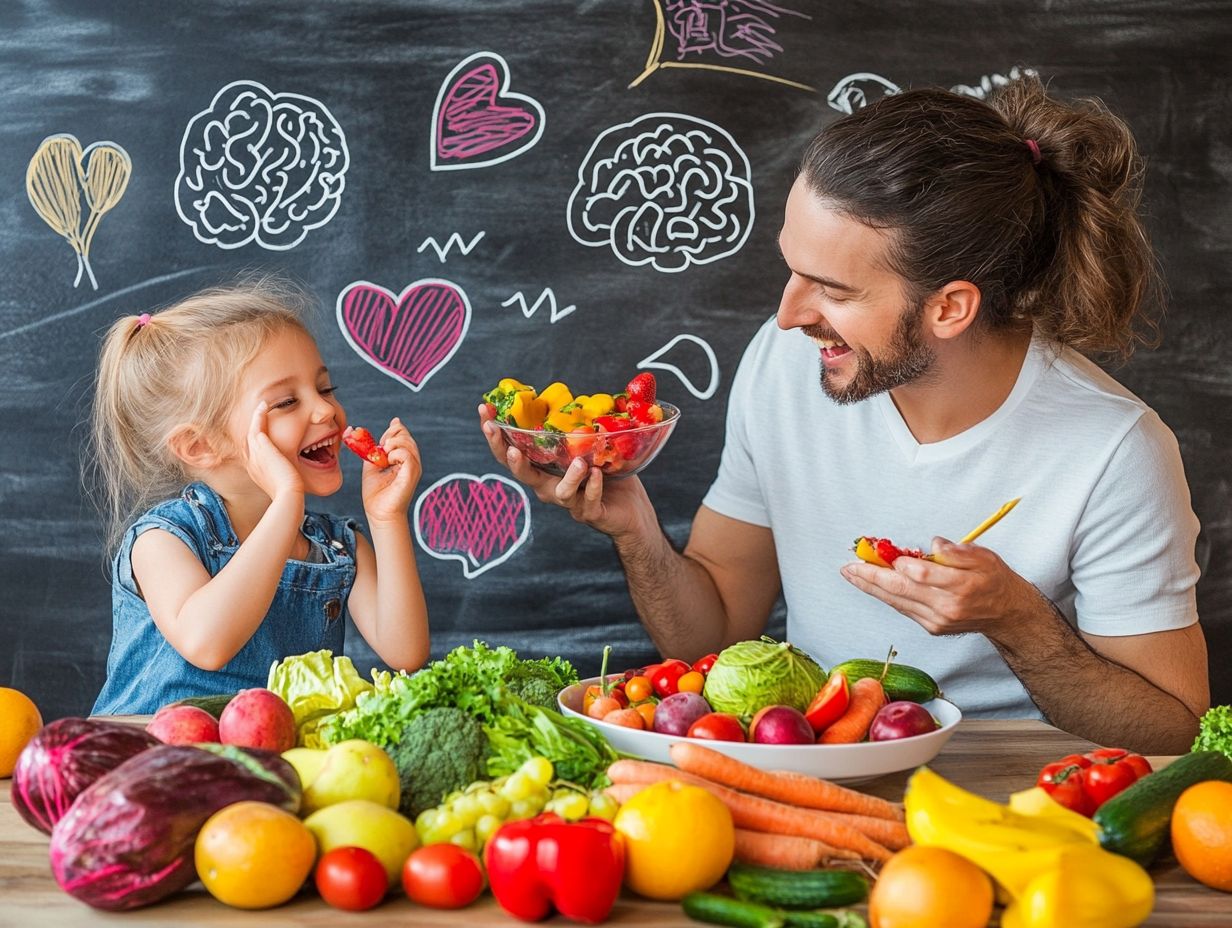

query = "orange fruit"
[0,687,43,777]
[1172,780,1232,892]
[195,801,317,908]
[869,845,994,928]
[613,779,734,900]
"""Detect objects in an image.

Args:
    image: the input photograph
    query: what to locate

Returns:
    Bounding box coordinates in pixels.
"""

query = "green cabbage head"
[702,637,826,721]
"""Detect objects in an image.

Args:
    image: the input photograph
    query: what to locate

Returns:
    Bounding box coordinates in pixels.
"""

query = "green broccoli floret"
[504,656,578,711]
[389,707,488,819]
[1193,705,1232,760]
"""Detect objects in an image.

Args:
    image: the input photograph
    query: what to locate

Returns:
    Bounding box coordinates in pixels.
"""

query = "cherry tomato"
[402,844,486,909]
[1082,761,1138,806]
[804,671,850,734]
[1042,771,1097,817]
[687,712,746,742]
[315,846,388,911]
[651,659,690,698]
[676,671,705,694]
[1122,754,1153,779]
[691,653,719,676]
[633,702,656,727]
[625,675,654,702]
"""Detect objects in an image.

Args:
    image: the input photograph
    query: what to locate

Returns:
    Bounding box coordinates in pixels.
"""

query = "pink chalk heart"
[414,474,531,578]
[336,278,471,391]
[431,51,545,171]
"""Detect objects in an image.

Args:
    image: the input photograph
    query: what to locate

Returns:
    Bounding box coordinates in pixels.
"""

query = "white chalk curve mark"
[637,333,720,400]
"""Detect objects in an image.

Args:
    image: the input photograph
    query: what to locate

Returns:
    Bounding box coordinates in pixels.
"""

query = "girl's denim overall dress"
[93,482,357,715]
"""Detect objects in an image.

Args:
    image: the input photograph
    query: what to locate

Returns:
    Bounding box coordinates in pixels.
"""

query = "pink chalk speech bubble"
[414,473,531,578]
[431,51,545,171]
[336,279,471,392]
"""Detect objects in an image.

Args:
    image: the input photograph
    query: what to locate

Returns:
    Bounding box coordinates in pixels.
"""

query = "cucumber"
[827,660,940,703]
[167,693,235,720]
[682,892,787,928]
[727,863,868,909]
[1094,750,1232,866]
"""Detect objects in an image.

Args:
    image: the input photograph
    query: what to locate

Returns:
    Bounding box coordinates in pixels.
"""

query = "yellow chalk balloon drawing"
[26,134,131,290]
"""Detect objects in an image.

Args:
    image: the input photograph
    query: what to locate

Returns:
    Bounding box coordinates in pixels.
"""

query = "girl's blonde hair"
[87,277,312,555]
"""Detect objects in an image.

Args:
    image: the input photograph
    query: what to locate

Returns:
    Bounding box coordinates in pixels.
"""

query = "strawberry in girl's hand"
[625,372,656,405]
[342,426,390,468]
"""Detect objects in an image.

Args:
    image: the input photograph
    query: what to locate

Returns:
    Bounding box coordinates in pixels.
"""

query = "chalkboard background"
[1,1,1229,721]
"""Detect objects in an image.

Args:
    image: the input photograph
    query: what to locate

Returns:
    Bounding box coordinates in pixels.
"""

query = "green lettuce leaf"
[267,650,396,748]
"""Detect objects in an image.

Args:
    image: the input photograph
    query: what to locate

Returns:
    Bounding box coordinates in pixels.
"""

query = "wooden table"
[2,720,1229,926]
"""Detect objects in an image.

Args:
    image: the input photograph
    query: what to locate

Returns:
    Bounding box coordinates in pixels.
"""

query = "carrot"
[607,758,892,861]
[603,782,647,804]
[669,741,903,821]
[828,812,911,850]
[819,677,886,744]
[733,828,859,868]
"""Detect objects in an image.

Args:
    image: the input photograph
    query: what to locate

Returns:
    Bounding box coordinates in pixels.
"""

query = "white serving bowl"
[559,678,962,783]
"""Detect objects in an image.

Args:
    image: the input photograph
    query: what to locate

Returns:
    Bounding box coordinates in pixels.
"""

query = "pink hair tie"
[136,313,152,329]
[1025,138,1042,165]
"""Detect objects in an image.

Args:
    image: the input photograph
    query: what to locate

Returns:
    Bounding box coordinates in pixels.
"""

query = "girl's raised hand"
[360,417,421,525]
[246,401,304,499]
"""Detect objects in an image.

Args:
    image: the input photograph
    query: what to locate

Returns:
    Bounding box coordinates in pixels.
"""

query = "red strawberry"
[625,372,656,405]
[614,394,629,413]
[625,399,664,425]
[593,414,634,433]
[342,426,389,468]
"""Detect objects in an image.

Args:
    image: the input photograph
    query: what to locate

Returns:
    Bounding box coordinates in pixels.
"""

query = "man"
[481,78,1208,754]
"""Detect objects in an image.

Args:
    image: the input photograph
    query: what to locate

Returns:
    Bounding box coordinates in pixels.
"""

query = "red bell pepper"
[1036,748,1152,816]
[484,813,625,924]
[342,426,389,468]
[804,671,850,734]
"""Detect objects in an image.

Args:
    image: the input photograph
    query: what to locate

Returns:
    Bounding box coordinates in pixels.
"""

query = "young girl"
[89,280,430,715]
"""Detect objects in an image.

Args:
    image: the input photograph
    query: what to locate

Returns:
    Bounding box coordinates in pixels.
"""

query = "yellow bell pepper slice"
[538,381,573,413]
[545,407,588,432]
[508,390,548,429]
[581,393,616,419]
[853,536,890,567]
[496,377,534,393]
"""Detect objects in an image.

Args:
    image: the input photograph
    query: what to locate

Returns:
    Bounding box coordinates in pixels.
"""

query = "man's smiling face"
[776,177,936,404]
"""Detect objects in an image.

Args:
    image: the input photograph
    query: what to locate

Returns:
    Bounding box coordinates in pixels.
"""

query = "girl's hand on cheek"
[246,401,304,499]
[361,417,421,524]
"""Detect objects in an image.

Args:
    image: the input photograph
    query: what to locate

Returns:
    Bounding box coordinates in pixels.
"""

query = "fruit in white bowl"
[750,706,814,745]
[652,692,711,736]
[869,701,939,741]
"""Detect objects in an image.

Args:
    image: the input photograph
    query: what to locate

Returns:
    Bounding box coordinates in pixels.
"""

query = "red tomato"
[1122,754,1153,779]
[315,846,388,911]
[691,653,719,676]
[804,672,850,734]
[402,844,486,909]
[1082,761,1138,806]
[651,659,690,698]
[687,712,746,742]
[1043,772,1097,817]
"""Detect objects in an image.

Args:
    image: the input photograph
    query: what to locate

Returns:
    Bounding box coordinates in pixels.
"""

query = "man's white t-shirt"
[702,317,1201,718]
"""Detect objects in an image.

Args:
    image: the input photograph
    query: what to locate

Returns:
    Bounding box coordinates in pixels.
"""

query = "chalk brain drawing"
[566,113,754,273]
[26,134,130,290]
[336,279,471,392]
[827,73,900,115]
[414,474,531,578]
[431,52,545,171]
[175,80,349,250]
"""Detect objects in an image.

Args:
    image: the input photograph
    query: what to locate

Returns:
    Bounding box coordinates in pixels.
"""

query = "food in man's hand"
[853,535,925,567]
[342,426,389,468]
[482,372,676,477]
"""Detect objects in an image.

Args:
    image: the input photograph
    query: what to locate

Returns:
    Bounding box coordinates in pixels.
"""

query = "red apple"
[218,688,296,752]
[146,705,220,744]
[869,701,939,741]
[750,705,815,745]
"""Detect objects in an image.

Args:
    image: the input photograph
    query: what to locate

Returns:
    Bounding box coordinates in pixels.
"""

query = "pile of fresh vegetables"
[581,638,944,747]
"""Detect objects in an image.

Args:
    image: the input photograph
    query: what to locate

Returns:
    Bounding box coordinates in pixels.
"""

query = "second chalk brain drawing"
[567,113,754,273]
[175,80,350,250]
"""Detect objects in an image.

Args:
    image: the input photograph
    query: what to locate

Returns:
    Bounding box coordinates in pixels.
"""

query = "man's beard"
[817,301,936,404]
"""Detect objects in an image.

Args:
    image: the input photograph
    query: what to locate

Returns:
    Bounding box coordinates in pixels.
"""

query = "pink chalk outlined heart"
[414,473,531,578]
[431,51,545,171]
[336,279,471,392]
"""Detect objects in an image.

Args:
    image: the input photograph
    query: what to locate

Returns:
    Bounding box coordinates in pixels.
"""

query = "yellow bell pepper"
[496,377,534,393]
[581,393,616,419]
[507,390,548,429]
[853,536,890,567]
[1000,844,1154,928]
[545,407,588,432]
[538,381,573,413]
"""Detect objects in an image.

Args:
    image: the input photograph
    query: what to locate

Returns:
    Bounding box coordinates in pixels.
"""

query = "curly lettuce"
[1193,705,1232,760]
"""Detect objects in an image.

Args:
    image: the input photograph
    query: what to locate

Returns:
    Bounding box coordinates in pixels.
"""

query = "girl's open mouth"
[299,435,339,468]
